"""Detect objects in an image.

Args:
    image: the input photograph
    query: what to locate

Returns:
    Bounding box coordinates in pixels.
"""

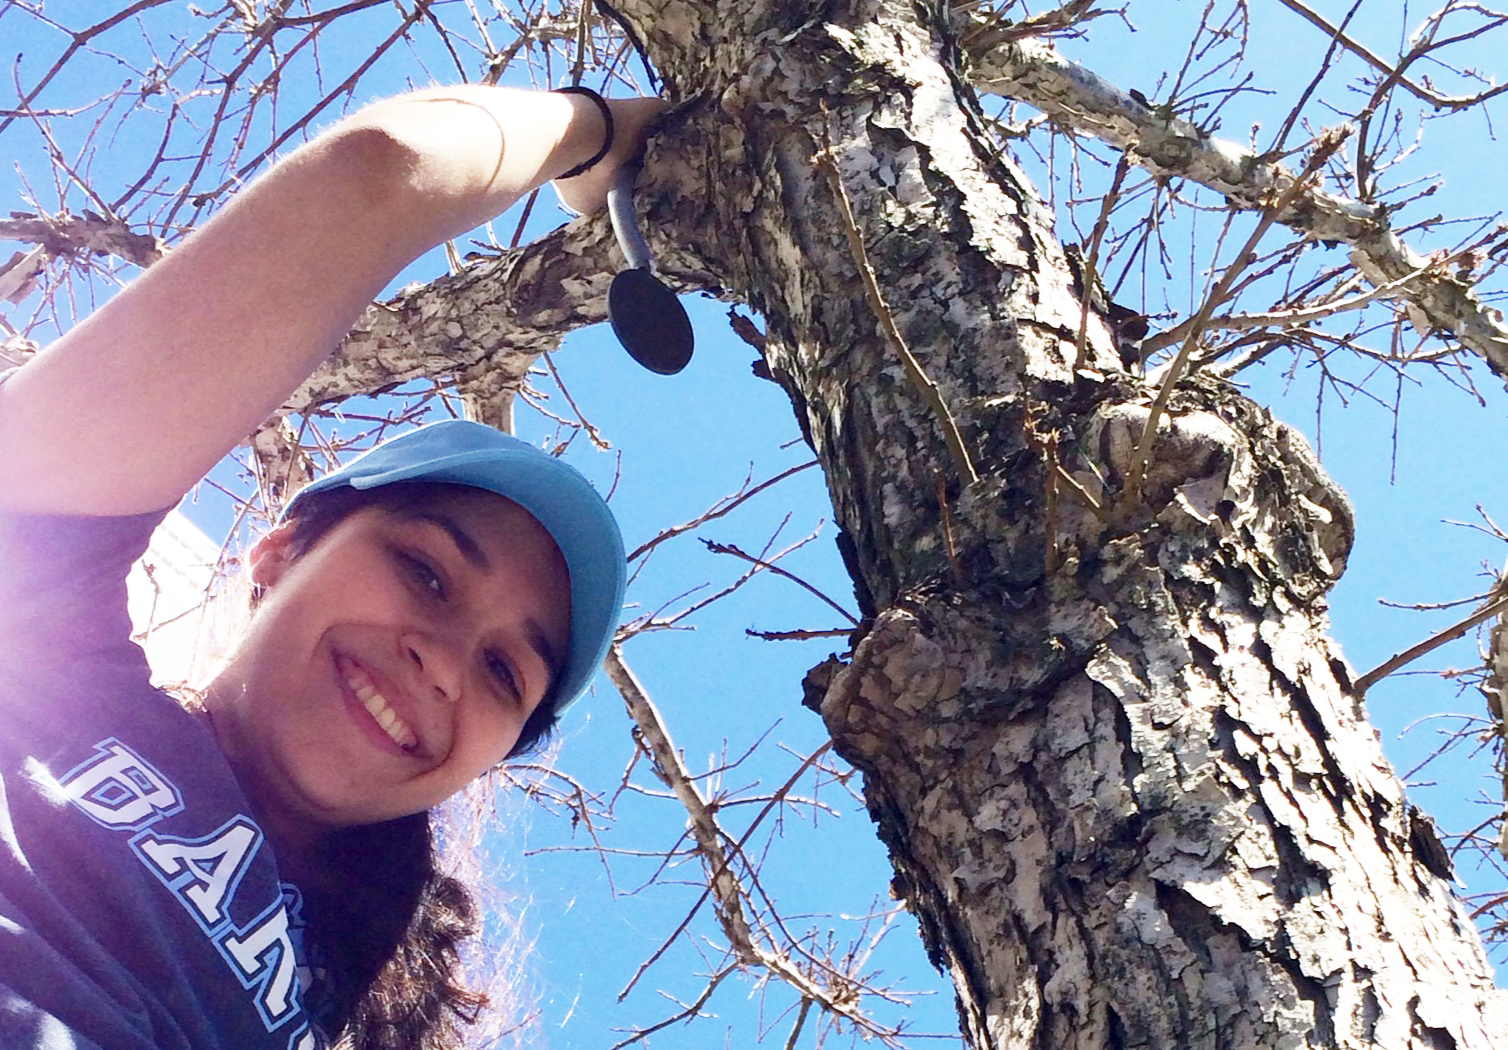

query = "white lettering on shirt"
[221,897,302,1028]
[61,739,182,830]
[58,738,325,1048]
[134,818,261,931]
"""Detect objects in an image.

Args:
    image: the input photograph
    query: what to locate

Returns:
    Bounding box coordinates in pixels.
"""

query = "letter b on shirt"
[61,739,182,830]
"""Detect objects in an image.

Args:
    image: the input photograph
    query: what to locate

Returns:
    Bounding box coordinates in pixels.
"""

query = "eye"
[397,551,445,598]
[486,650,522,701]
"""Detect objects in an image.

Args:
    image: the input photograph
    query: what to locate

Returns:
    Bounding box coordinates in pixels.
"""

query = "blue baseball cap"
[284,419,626,710]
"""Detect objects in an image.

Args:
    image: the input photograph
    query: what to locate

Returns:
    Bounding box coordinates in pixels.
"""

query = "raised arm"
[0,86,662,516]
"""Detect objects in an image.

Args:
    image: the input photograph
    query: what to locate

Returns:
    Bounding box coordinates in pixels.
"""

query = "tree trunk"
[609,1,1507,1045]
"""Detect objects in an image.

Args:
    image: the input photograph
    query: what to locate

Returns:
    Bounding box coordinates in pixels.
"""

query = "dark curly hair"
[269,479,565,1048]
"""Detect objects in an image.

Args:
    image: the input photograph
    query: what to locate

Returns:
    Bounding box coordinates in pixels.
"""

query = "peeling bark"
[1486,573,1508,862]
[0,211,165,269]
[585,1,1508,1046]
[818,388,1504,1047]
[283,200,722,413]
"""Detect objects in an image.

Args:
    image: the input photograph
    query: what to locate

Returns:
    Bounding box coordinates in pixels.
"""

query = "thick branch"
[0,211,164,269]
[281,181,719,414]
[965,32,1508,386]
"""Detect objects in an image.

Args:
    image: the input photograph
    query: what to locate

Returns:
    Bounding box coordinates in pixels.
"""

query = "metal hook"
[605,163,693,375]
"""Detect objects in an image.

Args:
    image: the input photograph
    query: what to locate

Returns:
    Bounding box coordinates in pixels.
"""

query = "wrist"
[553,87,615,180]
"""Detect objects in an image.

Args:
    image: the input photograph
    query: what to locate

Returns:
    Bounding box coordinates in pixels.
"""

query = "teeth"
[343,663,418,751]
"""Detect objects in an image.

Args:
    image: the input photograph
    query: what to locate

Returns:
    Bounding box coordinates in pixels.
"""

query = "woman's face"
[207,488,571,846]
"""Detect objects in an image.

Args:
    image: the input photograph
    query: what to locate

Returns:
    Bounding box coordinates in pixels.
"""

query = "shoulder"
[0,688,324,1049]
[0,506,170,685]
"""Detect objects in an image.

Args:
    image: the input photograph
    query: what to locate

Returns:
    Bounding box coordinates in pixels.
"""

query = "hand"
[552,96,668,215]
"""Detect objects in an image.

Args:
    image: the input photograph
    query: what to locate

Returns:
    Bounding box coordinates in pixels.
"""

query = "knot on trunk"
[815,608,965,767]
[1086,395,1353,600]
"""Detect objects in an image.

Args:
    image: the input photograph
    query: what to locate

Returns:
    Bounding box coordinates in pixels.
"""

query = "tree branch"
[1356,590,1508,695]
[0,211,164,269]
[602,647,899,1042]
[1274,0,1508,110]
[279,189,719,415]
[964,31,1508,386]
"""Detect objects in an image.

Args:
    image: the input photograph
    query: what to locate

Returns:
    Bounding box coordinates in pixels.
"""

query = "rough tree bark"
[573,1,1505,1047]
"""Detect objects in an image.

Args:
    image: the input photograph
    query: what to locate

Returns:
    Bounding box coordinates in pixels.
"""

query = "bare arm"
[0,86,662,516]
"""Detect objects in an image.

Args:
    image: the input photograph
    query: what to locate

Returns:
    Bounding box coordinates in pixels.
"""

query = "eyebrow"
[414,510,491,572]
[525,620,564,696]
[412,509,565,692]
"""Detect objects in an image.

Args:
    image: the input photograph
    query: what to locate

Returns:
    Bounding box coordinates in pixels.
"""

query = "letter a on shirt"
[135,818,262,931]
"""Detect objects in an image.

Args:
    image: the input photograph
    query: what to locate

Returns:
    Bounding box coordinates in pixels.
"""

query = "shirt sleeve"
[0,362,176,696]
[0,507,170,700]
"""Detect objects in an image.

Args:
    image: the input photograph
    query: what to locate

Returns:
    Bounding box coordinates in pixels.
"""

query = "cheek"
[457,701,526,771]
[289,553,413,626]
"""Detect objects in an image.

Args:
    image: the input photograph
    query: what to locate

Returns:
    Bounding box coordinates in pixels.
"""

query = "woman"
[0,85,663,1049]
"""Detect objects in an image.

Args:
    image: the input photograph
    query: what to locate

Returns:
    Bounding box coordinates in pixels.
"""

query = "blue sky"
[3,2,1505,1046]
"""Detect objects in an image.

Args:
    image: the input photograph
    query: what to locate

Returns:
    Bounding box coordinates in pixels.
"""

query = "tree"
[3,1,1507,1047]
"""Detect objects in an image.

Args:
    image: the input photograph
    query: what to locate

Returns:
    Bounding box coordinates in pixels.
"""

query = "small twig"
[539,348,611,450]
[747,627,855,642]
[1124,129,1348,506]
[1144,232,1504,355]
[703,537,860,626]
[963,0,1113,47]
[628,460,818,562]
[600,660,879,1031]
[624,519,822,636]
[812,124,979,486]
[1053,462,1106,518]
[1274,0,1508,110]
[1355,592,1508,696]
[784,998,814,1050]
[1044,431,1061,573]
[1074,153,1130,372]
[605,647,759,996]
[608,966,737,1050]
[938,476,962,581]
[507,188,540,250]
[569,0,593,87]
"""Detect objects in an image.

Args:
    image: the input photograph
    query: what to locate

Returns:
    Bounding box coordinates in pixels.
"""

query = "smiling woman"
[0,85,657,1050]
[198,436,619,1047]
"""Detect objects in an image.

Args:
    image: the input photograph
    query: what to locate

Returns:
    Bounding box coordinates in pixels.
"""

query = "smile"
[341,660,419,751]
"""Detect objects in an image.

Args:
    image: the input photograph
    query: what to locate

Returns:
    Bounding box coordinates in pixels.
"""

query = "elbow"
[309,120,427,213]
[295,90,516,245]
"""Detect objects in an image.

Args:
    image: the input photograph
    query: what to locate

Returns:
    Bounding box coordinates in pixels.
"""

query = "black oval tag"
[608,268,694,375]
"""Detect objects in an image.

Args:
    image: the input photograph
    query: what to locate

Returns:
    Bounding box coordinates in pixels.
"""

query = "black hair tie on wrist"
[554,86,615,179]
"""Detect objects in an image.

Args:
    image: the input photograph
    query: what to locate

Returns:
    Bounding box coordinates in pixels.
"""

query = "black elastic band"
[554,86,615,179]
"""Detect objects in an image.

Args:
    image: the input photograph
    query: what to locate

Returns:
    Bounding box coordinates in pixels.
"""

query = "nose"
[401,629,464,704]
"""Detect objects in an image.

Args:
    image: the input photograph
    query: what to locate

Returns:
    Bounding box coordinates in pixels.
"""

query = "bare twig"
[604,647,897,1040]
[1356,591,1508,696]
[1144,233,1504,355]
[703,538,859,626]
[966,32,1508,384]
[812,125,980,487]
[747,627,855,641]
[1074,154,1130,371]
[1125,129,1348,505]
[1274,0,1508,110]
[628,461,819,562]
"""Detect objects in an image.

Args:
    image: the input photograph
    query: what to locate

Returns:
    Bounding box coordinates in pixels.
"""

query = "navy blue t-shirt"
[0,507,327,1050]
